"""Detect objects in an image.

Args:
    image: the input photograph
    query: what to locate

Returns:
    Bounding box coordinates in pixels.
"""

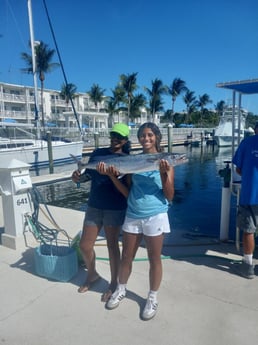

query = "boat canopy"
[216,78,258,156]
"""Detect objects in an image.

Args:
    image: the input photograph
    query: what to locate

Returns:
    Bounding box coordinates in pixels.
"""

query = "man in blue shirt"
[232,123,258,278]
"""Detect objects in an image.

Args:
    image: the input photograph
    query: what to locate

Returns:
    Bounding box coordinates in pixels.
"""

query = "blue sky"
[1,0,258,114]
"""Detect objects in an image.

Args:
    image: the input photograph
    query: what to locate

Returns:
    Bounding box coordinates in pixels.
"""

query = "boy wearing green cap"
[72,123,130,301]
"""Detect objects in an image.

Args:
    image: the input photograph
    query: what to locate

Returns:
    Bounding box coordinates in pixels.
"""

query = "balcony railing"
[2,93,35,103]
[0,110,35,120]
[50,98,67,106]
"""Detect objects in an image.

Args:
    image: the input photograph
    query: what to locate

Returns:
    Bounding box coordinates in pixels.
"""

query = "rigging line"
[5,0,27,49]
[42,0,82,135]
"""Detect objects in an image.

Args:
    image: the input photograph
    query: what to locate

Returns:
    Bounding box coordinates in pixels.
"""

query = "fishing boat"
[0,138,82,170]
[0,122,83,170]
[213,106,247,147]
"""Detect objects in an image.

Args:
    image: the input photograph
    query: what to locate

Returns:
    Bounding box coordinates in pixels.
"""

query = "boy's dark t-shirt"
[83,147,127,210]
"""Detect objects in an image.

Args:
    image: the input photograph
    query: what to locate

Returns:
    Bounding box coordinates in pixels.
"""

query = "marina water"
[35,145,238,241]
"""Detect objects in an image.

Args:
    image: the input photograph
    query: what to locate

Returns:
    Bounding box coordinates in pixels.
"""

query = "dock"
[31,171,74,186]
[1,127,258,344]
[0,196,257,345]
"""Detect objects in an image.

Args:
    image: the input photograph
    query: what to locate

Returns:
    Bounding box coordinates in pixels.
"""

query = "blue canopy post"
[216,78,258,244]
[216,78,258,167]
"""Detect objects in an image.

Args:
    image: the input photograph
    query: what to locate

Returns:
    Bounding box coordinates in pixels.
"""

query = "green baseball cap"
[110,123,130,138]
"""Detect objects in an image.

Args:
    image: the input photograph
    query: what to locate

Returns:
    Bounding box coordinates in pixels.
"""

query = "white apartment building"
[0,82,111,131]
[0,82,160,134]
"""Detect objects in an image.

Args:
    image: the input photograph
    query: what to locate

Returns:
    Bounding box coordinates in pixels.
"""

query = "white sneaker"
[106,288,126,310]
[142,296,158,320]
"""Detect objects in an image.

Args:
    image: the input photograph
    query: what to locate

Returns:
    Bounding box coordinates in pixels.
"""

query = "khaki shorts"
[122,213,171,237]
[237,205,258,234]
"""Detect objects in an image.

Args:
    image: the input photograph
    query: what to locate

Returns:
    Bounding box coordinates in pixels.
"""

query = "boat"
[0,124,83,170]
[0,1,83,169]
[213,106,247,147]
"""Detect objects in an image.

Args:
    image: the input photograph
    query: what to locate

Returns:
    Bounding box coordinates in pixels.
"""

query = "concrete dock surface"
[1,200,258,345]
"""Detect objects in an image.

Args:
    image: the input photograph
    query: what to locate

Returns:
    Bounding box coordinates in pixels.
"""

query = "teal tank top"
[126,170,169,219]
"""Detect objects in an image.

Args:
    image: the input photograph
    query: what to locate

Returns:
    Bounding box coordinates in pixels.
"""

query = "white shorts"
[122,213,171,237]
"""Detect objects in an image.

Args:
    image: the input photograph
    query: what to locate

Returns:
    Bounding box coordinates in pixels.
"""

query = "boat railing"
[0,125,36,140]
[15,126,36,139]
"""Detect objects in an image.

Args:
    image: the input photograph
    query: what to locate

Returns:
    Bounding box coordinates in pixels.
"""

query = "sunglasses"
[109,133,126,141]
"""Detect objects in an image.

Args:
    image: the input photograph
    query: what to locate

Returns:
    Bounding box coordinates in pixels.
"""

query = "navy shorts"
[84,206,126,227]
[237,205,258,234]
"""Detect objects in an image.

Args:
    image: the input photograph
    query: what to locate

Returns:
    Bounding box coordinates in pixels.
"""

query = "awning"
[46,122,57,127]
[128,122,136,127]
[216,78,258,94]
[3,118,16,123]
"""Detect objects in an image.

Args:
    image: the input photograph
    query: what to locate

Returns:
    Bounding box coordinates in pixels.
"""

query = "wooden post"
[94,132,99,148]
[46,131,54,174]
[167,124,173,152]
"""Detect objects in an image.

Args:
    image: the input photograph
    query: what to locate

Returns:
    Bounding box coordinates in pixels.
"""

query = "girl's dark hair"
[137,122,163,152]
[122,140,131,154]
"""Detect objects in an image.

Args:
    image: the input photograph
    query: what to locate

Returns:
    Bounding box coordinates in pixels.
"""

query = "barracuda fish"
[70,152,188,175]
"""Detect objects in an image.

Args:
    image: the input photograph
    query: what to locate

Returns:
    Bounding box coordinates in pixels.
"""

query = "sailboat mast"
[27,0,40,138]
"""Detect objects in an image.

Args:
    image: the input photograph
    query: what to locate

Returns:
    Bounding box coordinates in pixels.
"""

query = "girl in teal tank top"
[106,123,175,320]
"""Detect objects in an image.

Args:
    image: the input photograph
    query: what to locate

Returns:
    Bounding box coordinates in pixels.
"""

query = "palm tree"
[119,72,138,123]
[87,83,106,111]
[106,86,127,126]
[215,100,226,117]
[21,41,59,130]
[60,83,77,109]
[112,85,127,116]
[144,78,166,122]
[130,93,146,122]
[112,85,126,107]
[183,90,196,123]
[106,96,117,127]
[188,103,198,115]
[197,93,213,126]
[167,78,188,121]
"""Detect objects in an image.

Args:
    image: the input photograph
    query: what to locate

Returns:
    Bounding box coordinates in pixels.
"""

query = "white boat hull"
[214,106,246,147]
[214,135,243,147]
[0,139,83,170]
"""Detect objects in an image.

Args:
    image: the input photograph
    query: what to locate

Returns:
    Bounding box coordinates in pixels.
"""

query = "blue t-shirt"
[232,135,258,205]
[126,170,169,219]
[83,147,128,210]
